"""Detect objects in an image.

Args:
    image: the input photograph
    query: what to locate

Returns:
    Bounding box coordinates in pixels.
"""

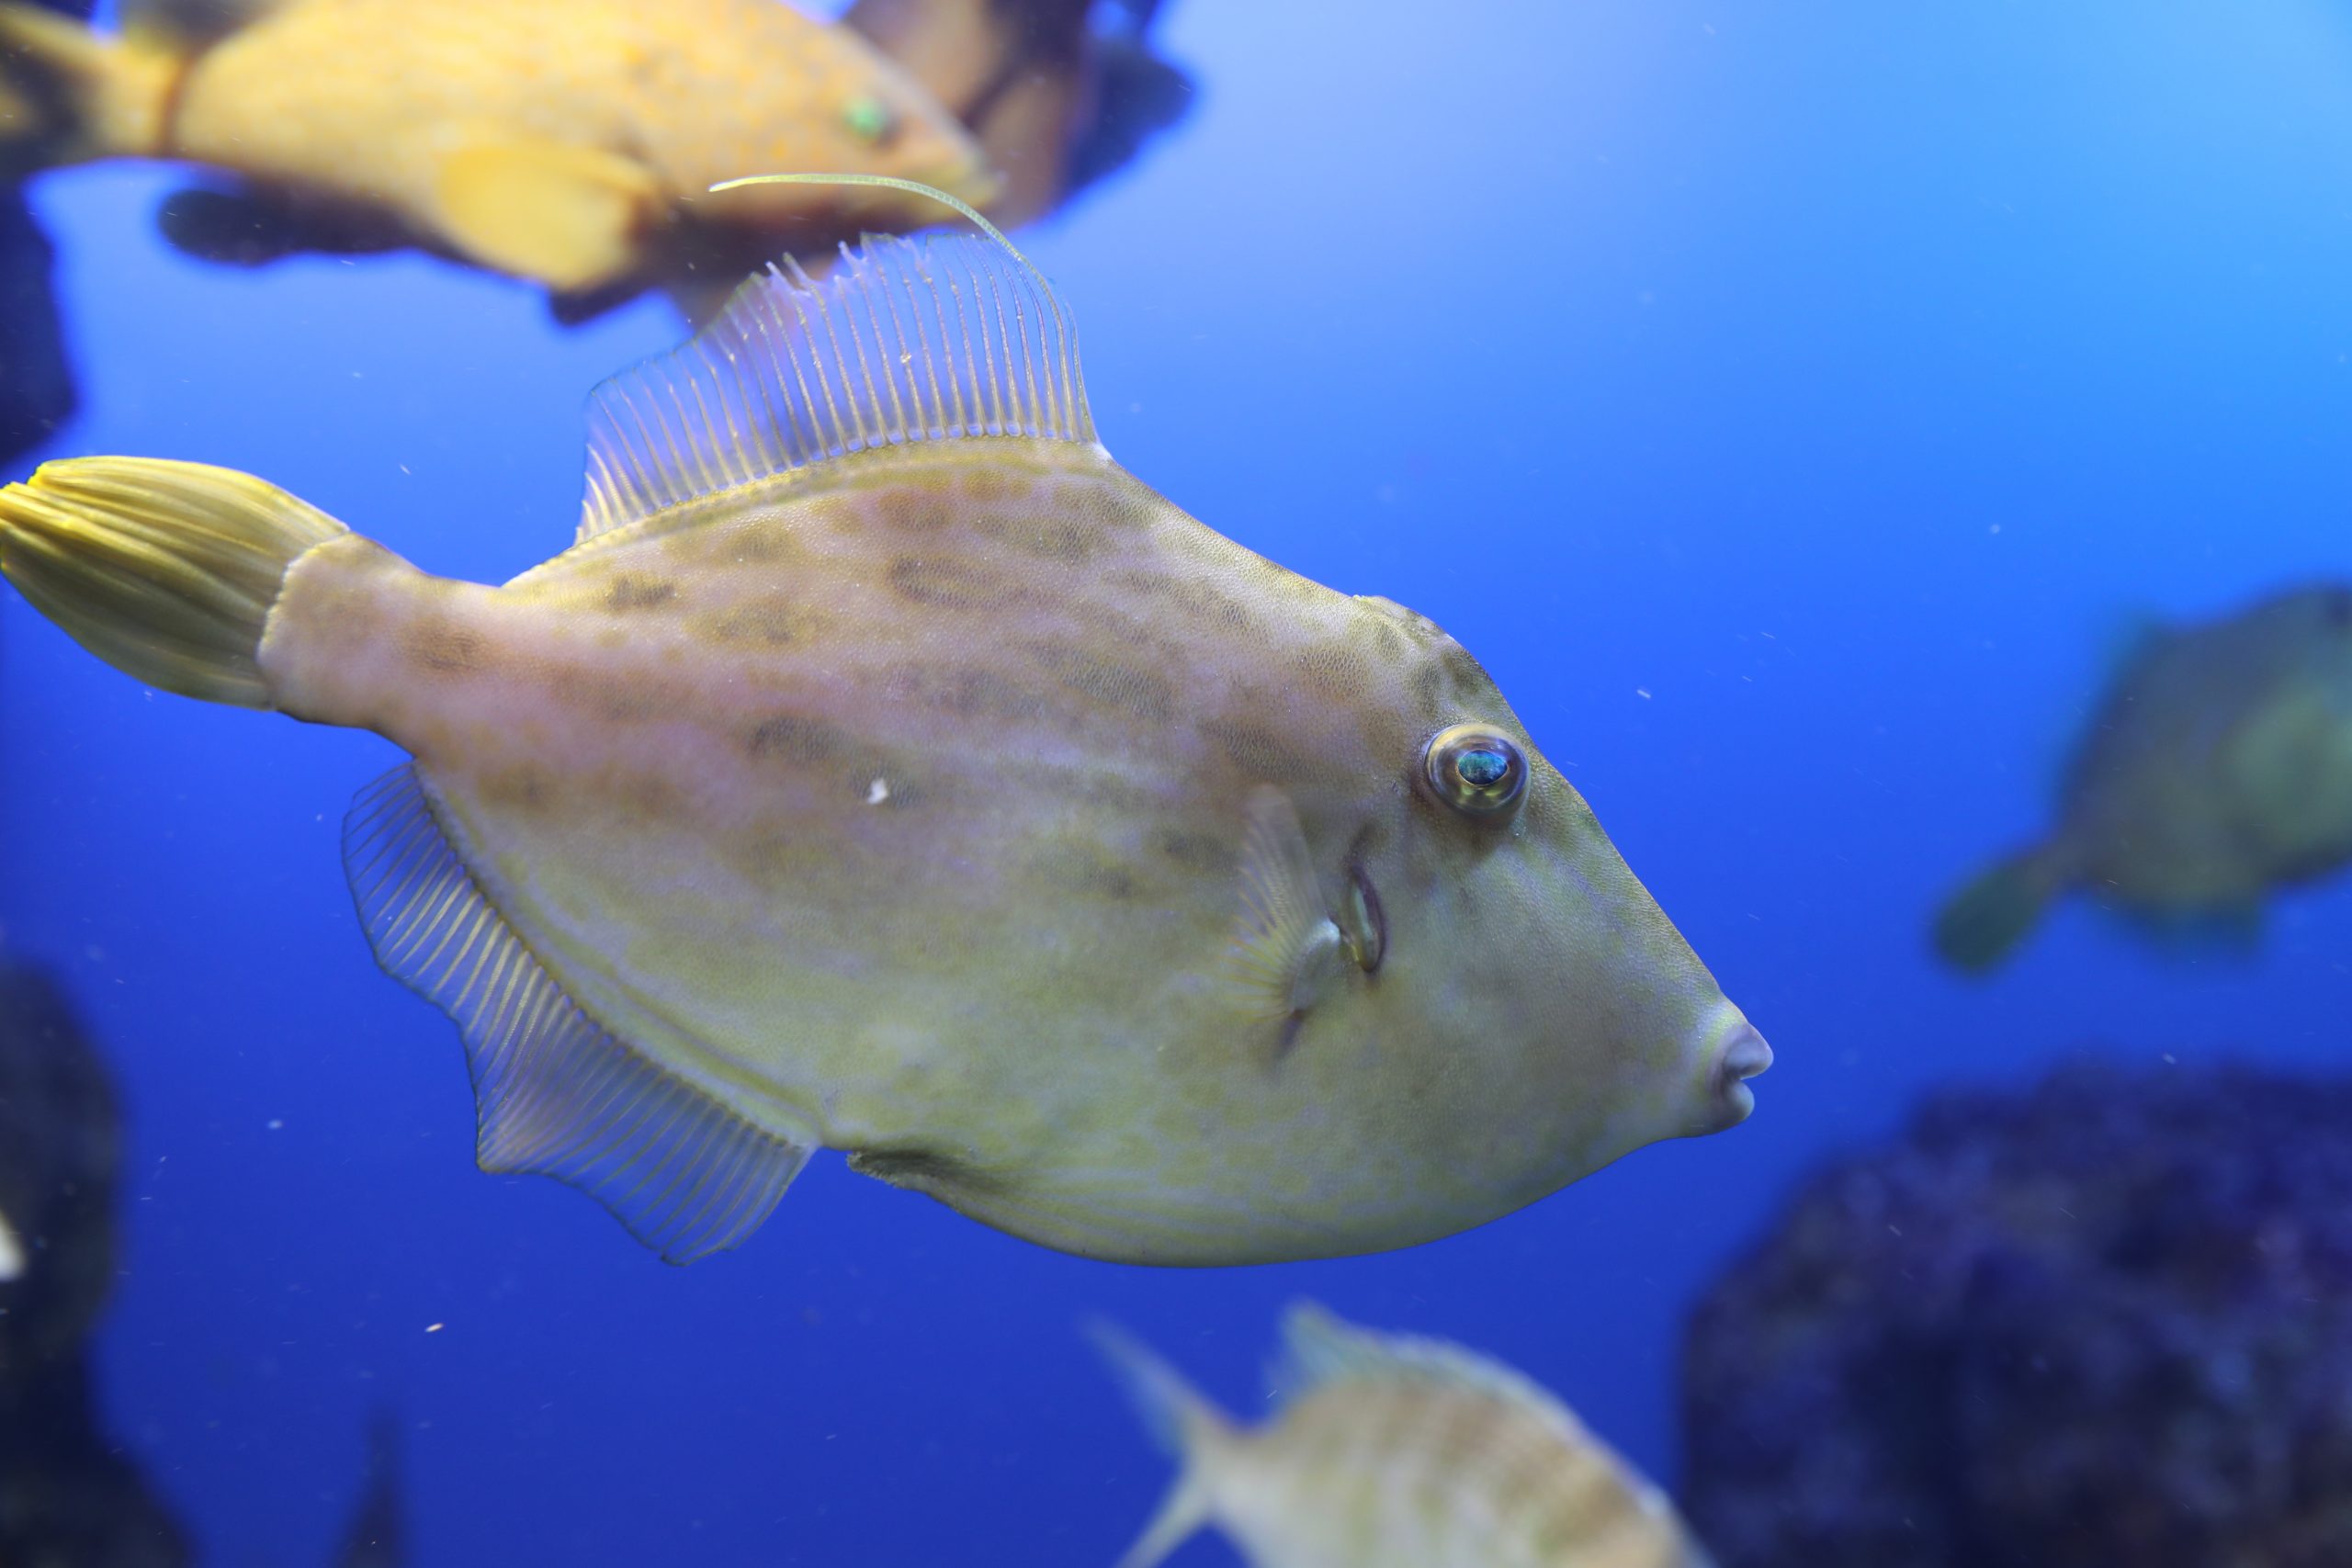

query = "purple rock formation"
[1681,1060,2352,1568]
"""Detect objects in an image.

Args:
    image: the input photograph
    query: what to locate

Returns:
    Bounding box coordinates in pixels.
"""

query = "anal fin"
[343,764,807,1262]
[431,137,661,292]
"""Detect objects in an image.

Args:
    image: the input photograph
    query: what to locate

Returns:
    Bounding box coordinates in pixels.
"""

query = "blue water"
[6,3,2352,1562]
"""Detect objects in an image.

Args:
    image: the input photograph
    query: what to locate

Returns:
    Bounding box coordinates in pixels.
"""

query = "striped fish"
[1093,1303,1713,1567]
[0,209,1769,1268]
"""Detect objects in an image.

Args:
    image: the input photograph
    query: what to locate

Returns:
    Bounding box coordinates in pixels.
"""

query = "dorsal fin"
[1272,1302,1589,1438]
[577,231,1095,542]
[343,764,811,1262]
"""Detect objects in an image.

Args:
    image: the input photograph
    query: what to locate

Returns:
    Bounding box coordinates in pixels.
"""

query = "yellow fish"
[1935,584,2352,972]
[1091,1303,1713,1568]
[0,0,997,309]
[0,220,1770,1266]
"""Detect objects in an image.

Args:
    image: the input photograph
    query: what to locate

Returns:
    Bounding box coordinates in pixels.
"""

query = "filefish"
[0,218,1770,1267]
[1936,583,2352,972]
[0,0,996,312]
[1091,1303,1713,1568]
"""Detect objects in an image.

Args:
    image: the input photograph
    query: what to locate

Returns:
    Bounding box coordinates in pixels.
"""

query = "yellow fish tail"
[1087,1319,1232,1568]
[0,6,179,164]
[0,456,347,706]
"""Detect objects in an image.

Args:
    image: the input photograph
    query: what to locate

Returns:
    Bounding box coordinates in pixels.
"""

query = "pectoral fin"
[432,138,661,292]
[1222,786,1345,1043]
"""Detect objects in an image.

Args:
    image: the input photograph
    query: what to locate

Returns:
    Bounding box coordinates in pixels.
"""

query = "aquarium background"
[5,2,2352,1562]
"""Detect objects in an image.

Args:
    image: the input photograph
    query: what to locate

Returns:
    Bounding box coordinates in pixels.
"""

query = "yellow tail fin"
[0,457,347,705]
[0,6,178,164]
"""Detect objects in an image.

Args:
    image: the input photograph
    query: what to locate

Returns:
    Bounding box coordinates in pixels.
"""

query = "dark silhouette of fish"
[0,0,85,471]
[1936,583,2352,972]
[332,1411,405,1568]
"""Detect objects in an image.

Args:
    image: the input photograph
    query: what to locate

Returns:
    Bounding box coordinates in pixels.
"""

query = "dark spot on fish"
[707,595,823,647]
[550,667,665,723]
[1026,641,1176,721]
[1410,660,1447,718]
[956,468,1026,506]
[1105,569,1256,633]
[1367,618,1408,665]
[746,714,845,764]
[1106,569,1170,599]
[849,1145,1001,1196]
[1034,838,1143,899]
[890,555,1023,610]
[406,618,490,676]
[605,573,676,612]
[1157,828,1231,874]
[478,763,553,811]
[1203,718,1309,782]
[724,521,799,565]
[888,665,1047,724]
[874,490,957,533]
[1441,642,1495,697]
[978,510,1103,563]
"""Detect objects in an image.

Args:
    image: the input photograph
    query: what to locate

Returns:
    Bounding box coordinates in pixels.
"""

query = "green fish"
[0,224,1770,1266]
[1936,584,2352,972]
[1091,1303,1713,1567]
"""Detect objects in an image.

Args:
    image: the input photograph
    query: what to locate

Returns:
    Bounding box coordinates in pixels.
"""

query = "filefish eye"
[1423,724,1528,819]
[842,96,899,145]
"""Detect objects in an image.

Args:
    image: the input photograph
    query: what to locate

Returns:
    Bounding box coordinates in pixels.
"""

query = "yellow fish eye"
[842,95,899,145]
[1424,724,1528,818]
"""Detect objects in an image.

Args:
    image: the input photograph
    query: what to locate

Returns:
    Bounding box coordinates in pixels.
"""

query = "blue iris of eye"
[1456,749,1512,788]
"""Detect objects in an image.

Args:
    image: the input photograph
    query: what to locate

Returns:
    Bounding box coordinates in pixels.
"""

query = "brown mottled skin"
[257,439,1760,1264]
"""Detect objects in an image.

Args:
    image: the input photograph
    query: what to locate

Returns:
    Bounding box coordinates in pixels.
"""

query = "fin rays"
[343,765,809,1262]
[578,232,1094,543]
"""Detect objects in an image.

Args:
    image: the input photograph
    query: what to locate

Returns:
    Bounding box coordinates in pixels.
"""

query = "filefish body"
[0,229,1770,1266]
[1093,1303,1713,1567]
[1935,584,2352,972]
[0,0,995,301]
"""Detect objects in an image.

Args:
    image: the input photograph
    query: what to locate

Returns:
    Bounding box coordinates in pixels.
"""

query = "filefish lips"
[1699,1008,1773,1134]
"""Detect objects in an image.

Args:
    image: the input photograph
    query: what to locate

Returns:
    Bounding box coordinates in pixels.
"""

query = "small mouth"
[1709,1018,1773,1130]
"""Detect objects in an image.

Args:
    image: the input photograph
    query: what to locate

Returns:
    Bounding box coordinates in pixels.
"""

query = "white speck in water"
[266,1119,284,1131]
[0,1208,22,1281]
[866,777,890,806]
[1635,687,1653,700]
[425,1323,445,1334]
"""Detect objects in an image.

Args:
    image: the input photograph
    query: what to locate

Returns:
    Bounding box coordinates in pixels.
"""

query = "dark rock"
[0,961,190,1568]
[1681,1060,2352,1568]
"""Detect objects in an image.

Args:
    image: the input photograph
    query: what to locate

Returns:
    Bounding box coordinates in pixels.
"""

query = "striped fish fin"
[1272,1302,1589,1438]
[1087,1319,1229,1568]
[575,232,1096,543]
[343,764,810,1263]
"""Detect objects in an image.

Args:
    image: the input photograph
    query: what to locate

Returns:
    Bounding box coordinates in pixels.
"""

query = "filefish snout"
[1698,1009,1772,1133]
